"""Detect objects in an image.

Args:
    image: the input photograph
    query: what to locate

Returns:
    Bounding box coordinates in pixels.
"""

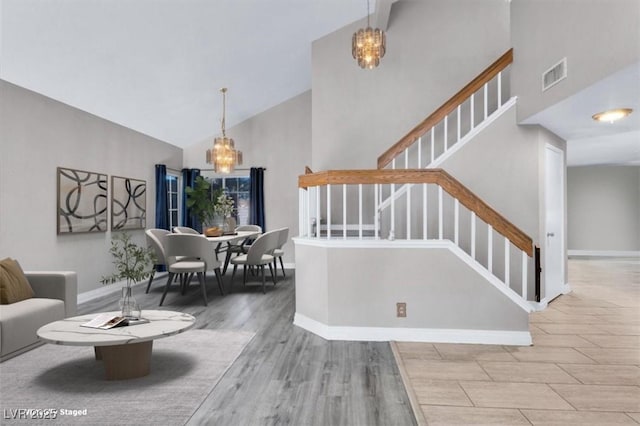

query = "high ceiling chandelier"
[352,0,386,69]
[206,87,242,173]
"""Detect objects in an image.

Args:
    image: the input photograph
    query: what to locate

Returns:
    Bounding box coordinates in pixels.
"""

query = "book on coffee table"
[81,313,127,329]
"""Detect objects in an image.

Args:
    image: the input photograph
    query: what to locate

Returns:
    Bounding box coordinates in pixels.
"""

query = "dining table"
[206,230,261,274]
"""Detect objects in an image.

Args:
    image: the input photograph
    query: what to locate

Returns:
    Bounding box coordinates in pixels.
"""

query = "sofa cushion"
[0,298,65,357]
[0,258,35,304]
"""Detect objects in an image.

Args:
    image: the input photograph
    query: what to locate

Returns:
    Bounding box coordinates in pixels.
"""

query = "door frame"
[543,143,568,303]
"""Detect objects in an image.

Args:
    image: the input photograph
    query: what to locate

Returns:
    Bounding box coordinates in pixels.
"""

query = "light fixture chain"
[221,88,226,137]
[367,0,370,27]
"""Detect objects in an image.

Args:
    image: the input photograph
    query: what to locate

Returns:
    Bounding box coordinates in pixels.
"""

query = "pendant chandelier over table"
[352,0,386,69]
[206,87,242,174]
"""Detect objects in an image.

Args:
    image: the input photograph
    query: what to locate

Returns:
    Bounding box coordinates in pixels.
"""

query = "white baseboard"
[294,313,532,346]
[568,250,640,258]
[529,283,571,312]
[529,299,548,311]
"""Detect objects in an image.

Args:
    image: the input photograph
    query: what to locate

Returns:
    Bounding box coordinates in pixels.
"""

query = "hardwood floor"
[395,258,640,425]
[78,272,416,426]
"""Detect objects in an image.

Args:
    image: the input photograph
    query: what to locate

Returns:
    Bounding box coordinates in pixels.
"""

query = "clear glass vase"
[119,286,141,319]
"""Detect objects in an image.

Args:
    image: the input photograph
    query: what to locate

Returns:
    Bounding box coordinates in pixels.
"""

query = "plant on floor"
[185,176,221,226]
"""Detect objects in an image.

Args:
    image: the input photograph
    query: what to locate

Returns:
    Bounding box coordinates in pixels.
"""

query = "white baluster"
[431,128,435,163]
[444,116,448,152]
[358,184,363,240]
[405,148,409,169]
[470,94,475,129]
[343,184,347,240]
[483,82,488,120]
[316,186,320,239]
[497,71,502,108]
[327,184,331,240]
[390,183,395,240]
[299,188,304,237]
[488,225,493,273]
[407,185,411,239]
[471,212,476,259]
[457,105,461,143]
[417,136,422,168]
[392,158,396,170]
[521,251,528,300]
[305,188,313,238]
[504,237,510,286]
[423,183,428,240]
[438,186,443,239]
[454,198,459,245]
[374,184,379,240]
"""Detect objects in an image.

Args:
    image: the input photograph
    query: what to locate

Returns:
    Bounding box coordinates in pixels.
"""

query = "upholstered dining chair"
[145,228,171,293]
[173,226,200,234]
[272,227,289,278]
[159,233,224,306]
[230,229,279,294]
[222,224,262,275]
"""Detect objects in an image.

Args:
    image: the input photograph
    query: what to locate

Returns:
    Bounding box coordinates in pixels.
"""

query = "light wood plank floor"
[79,271,416,425]
[395,258,640,425]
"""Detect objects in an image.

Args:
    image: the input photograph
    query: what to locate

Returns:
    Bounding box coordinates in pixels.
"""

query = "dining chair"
[159,234,224,306]
[230,229,278,294]
[272,227,289,278]
[145,228,171,293]
[173,226,200,234]
[223,224,262,275]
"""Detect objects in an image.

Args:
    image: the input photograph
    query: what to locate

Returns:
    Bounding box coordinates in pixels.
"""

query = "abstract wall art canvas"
[111,176,146,230]
[57,167,108,234]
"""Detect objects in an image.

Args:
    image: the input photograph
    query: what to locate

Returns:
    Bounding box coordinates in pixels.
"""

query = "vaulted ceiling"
[1,0,370,147]
[2,0,637,166]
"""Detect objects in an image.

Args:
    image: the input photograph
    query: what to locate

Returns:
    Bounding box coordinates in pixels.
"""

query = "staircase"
[294,49,535,345]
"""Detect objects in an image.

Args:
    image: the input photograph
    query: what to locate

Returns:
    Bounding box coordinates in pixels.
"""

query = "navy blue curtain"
[182,168,201,231]
[250,167,265,231]
[155,164,169,230]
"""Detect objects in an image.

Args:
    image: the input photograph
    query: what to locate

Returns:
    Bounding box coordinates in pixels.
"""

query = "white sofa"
[0,271,77,362]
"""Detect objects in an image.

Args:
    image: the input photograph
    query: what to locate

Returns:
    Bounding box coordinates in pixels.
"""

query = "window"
[166,174,181,230]
[206,175,250,226]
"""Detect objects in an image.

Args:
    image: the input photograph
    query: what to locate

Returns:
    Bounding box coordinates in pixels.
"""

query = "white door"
[544,145,565,302]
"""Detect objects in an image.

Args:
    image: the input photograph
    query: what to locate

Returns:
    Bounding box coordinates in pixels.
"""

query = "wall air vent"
[542,58,567,92]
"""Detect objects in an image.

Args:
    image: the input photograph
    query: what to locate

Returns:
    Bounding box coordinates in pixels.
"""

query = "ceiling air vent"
[542,58,567,92]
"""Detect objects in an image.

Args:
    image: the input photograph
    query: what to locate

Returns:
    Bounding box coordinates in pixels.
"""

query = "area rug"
[0,329,255,425]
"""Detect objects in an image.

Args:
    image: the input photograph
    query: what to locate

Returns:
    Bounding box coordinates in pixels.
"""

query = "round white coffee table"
[37,310,195,380]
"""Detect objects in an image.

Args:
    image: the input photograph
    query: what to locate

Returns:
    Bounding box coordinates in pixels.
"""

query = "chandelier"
[352,0,386,69]
[206,87,242,173]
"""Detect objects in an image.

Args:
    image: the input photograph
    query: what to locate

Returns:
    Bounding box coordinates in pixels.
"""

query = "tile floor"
[395,258,640,425]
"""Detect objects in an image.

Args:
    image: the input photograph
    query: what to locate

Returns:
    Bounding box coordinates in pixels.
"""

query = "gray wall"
[511,0,640,122]
[567,166,640,252]
[0,80,183,294]
[183,91,312,263]
[295,243,529,332]
[311,0,510,170]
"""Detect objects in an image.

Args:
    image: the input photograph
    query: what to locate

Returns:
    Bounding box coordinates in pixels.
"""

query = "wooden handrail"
[298,167,532,256]
[377,49,513,169]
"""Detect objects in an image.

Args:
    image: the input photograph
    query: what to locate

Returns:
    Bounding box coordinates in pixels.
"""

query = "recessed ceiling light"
[592,108,633,123]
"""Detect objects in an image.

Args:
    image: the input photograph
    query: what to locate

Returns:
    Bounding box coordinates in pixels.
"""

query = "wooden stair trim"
[298,167,532,256]
[377,49,513,169]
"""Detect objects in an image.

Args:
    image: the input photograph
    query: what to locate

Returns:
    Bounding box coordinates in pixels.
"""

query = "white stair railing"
[298,169,532,302]
[377,49,514,171]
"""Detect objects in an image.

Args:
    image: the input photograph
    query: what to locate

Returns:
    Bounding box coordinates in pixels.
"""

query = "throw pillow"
[0,258,35,304]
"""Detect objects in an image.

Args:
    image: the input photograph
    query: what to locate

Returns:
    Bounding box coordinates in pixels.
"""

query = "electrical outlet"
[396,302,407,318]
